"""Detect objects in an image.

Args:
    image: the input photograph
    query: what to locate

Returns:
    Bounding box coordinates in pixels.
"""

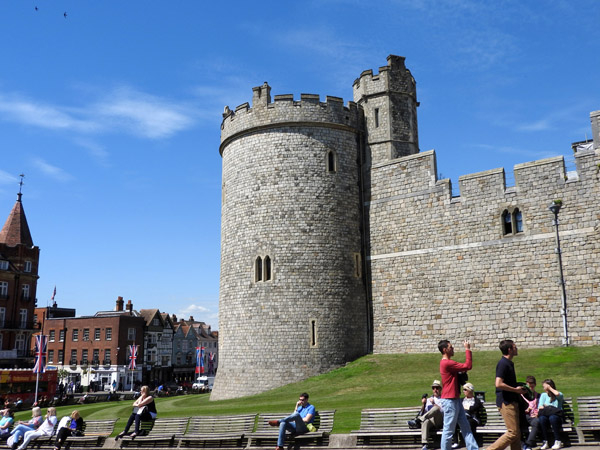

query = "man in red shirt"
[439,340,478,450]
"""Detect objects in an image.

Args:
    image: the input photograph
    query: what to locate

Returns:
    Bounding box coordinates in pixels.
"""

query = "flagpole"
[34,371,40,405]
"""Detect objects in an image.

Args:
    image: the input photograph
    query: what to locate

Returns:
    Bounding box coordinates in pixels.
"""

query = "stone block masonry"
[213,55,600,400]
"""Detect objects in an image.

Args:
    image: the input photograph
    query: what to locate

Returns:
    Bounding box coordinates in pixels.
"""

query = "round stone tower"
[212,83,369,400]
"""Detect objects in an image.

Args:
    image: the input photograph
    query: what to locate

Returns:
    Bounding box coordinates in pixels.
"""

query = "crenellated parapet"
[352,55,417,101]
[220,82,361,154]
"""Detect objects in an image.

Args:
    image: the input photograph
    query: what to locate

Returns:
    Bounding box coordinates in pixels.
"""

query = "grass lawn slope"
[19,346,600,434]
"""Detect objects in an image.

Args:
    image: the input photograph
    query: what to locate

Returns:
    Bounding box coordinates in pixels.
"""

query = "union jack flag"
[33,335,47,374]
[128,345,138,370]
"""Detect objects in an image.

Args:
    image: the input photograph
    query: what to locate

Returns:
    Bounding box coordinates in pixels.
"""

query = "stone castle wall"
[213,88,369,400]
[367,145,600,353]
[214,56,600,399]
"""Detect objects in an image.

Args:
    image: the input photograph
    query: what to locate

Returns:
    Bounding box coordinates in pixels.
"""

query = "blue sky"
[1,0,598,325]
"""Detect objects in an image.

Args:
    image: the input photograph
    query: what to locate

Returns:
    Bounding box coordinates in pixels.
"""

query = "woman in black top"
[115,386,157,439]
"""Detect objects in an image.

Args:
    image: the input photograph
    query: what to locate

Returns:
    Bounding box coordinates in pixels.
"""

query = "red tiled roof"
[0,196,34,247]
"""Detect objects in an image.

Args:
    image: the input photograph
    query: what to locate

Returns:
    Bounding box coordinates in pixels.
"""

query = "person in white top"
[16,408,57,450]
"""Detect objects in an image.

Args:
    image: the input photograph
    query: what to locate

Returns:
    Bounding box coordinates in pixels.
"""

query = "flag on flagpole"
[128,345,138,370]
[200,346,205,374]
[51,286,56,301]
[33,335,47,374]
[195,347,201,374]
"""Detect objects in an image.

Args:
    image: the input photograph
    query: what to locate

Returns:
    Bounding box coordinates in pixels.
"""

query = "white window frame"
[0,260,8,270]
[22,284,30,299]
[72,329,79,341]
[19,309,27,328]
[94,328,101,340]
[0,281,8,296]
[106,328,112,340]
[127,328,136,341]
[49,330,55,342]
[24,261,32,273]
[0,307,5,327]
[59,329,65,342]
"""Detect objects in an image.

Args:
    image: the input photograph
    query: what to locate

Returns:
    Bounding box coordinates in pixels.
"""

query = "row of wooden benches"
[13,395,600,449]
[18,410,335,450]
[351,396,600,447]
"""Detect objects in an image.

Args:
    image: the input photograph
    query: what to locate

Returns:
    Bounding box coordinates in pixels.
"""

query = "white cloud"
[0,87,196,140]
[93,87,195,139]
[0,94,97,132]
[0,170,19,185]
[32,158,74,182]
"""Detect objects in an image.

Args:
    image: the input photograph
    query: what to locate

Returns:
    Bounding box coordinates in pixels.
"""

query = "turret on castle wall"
[353,55,419,166]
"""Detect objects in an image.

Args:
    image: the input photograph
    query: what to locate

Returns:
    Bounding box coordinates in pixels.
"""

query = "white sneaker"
[540,441,549,450]
[551,441,563,450]
[452,443,460,449]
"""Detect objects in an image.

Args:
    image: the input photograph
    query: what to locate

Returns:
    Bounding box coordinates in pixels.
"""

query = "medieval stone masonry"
[213,55,600,400]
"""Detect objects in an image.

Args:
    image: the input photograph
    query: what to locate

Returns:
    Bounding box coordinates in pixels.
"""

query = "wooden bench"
[575,395,600,443]
[479,399,577,445]
[179,414,256,448]
[65,419,118,449]
[120,417,190,448]
[351,407,422,447]
[246,410,335,449]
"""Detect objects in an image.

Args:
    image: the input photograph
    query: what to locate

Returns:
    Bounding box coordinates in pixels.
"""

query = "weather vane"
[19,174,25,194]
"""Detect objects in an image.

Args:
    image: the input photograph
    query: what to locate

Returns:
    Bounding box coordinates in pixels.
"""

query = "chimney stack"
[116,296,124,312]
[126,300,133,313]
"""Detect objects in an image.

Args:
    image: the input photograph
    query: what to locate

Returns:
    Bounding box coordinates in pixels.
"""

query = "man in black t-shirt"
[487,340,527,450]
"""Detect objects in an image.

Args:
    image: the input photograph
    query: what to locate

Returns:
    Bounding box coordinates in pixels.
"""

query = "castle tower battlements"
[220,83,361,154]
[353,55,419,164]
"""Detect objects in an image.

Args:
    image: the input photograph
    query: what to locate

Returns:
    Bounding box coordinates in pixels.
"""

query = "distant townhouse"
[0,191,39,367]
[186,318,218,375]
[139,309,174,385]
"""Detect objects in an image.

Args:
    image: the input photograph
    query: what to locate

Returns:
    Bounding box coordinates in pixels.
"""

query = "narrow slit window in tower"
[327,150,336,173]
[502,210,512,235]
[264,255,271,281]
[353,253,362,278]
[310,319,317,347]
[255,256,262,282]
[374,108,380,128]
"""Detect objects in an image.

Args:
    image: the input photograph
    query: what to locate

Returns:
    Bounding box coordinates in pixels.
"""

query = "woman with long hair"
[115,386,157,440]
[6,407,43,448]
[16,407,57,450]
[538,379,565,450]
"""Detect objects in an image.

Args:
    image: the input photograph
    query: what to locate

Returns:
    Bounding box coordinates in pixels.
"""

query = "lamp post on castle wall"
[549,200,569,346]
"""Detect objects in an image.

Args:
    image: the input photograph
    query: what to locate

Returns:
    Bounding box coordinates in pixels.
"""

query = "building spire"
[0,174,34,247]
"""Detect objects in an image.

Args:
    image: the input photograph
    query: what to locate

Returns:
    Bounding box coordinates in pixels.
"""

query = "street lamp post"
[549,200,569,346]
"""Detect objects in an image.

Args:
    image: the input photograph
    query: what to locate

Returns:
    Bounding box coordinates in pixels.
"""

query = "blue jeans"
[10,424,35,443]
[277,412,308,447]
[441,398,478,450]
[539,414,563,443]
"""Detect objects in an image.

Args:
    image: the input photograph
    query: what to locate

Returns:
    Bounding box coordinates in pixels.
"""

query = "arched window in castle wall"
[502,208,524,236]
[255,256,262,282]
[326,150,337,173]
[502,209,512,235]
[514,208,523,233]
[264,256,271,281]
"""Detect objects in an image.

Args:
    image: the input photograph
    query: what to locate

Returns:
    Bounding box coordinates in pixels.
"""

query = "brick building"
[43,297,145,391]
[0,191,39,367]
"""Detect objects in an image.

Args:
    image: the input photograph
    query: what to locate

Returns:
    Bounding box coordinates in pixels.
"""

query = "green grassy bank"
[16,346,600,434]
